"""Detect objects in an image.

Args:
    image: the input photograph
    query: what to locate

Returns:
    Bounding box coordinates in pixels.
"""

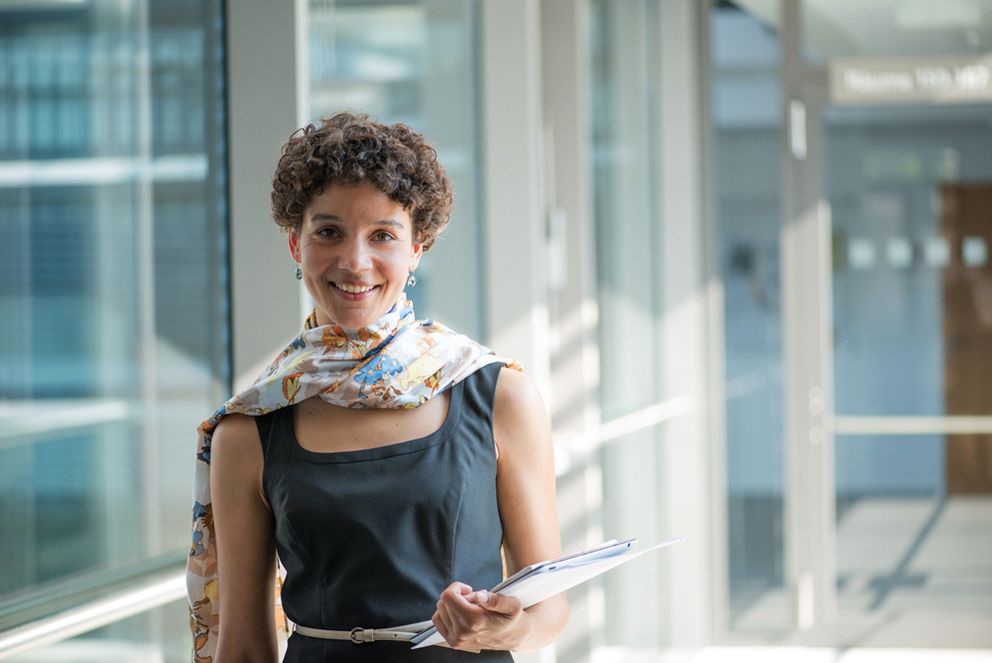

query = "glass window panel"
[0,0,228,620]
[590,0,662,422]
[307,0,484,340]
[710,0,789,632]
[835,434,992,618]
[826,104,992,417]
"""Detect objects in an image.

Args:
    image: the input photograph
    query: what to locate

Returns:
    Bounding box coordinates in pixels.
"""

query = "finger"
[437,602,481,652]
[440,597,479,636]
[474,590,523,616]
[442,600,479,639]
[432,610,453,646]
[463,589,485,605]
[442,582,474,602]
[441,587,486,617]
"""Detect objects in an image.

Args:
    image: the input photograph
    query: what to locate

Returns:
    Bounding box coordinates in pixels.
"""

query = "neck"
[309,293,408,331]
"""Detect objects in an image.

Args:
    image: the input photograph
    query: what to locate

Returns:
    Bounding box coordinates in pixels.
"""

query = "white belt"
[293,621,430,644]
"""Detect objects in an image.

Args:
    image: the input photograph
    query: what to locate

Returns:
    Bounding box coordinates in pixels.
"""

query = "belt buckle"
[350,627,368,644]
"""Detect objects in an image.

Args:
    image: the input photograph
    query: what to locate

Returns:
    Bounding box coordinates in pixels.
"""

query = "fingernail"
[477,590,489,604]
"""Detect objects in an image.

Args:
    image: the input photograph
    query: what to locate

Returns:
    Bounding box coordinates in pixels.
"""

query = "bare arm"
[432,367,569,651]
[210,413,279,663]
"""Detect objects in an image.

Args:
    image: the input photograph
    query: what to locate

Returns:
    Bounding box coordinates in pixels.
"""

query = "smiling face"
[289,181,423,329]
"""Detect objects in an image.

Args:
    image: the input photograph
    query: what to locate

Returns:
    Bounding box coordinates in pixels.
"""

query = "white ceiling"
[734,0,992,59]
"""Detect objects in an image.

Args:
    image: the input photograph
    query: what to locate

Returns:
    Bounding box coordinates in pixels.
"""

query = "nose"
[338,237,373,272]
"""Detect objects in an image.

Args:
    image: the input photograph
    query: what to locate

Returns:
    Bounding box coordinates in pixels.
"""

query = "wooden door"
[942,183,992,494]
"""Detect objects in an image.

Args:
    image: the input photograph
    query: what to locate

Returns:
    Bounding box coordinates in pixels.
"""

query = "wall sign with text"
[831,56,992,105]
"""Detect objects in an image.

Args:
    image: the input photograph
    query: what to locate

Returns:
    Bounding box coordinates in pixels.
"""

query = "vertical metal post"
[780,0,837,631]
[697,0,732,641]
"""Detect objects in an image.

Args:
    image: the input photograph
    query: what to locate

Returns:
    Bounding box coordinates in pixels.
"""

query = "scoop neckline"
[279,379,464,464]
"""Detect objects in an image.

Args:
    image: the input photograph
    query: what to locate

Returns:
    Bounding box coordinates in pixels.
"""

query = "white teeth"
[334,283,376,294]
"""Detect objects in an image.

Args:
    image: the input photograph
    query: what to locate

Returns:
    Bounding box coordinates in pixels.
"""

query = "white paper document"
[410,535,686,649]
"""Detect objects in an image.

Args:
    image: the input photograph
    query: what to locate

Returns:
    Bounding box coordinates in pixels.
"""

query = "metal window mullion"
[698,0,731,643]
[134,0,161,568]
[782,0,821,633]
[809,93,837,624]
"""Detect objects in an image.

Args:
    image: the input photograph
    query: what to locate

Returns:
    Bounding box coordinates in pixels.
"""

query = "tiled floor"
[836,496,992,616]
[730,495,992,648]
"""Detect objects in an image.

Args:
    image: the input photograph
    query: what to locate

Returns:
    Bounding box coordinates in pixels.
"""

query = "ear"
[288,229,302,262]
[409,240,424,272]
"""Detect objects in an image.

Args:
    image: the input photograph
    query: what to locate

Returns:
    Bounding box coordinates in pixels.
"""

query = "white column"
[541,0,599,437]
[541,2,601,661]
[480,0,549,397]
[481,6,554,663]
[226,0,310,390]
[657,0,713,647]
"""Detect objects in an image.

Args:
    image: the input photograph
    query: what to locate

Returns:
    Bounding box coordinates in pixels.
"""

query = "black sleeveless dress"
[255,362,514,662]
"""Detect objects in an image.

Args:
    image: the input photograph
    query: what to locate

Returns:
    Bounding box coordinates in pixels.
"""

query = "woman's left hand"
[432,582,529,652]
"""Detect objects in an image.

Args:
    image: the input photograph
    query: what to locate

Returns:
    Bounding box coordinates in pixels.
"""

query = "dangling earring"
[295,266,302,280]
[406,272,417,287]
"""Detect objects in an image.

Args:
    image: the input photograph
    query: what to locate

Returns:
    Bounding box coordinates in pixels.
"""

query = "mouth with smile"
[330,281,381,301]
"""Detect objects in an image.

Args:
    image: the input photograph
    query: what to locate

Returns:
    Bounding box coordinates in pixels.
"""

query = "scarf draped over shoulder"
[186,294,517,660]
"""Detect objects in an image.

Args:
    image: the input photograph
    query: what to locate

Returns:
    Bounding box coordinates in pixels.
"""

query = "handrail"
[0,568,186,660]
[831,415,992,435]
[0,398,129,447]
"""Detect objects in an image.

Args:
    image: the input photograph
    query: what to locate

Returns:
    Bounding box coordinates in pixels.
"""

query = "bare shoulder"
[493,366,550,457]
[212,412,260,446]
[494,366,544,411]
[210,413,264,472]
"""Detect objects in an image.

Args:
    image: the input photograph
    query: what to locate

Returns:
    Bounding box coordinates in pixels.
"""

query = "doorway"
[784,65,992,648]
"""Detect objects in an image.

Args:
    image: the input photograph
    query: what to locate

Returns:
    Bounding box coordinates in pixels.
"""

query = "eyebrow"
[309,214,405,229]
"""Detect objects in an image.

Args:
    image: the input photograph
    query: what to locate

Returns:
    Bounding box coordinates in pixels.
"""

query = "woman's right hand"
[431,581,531,652]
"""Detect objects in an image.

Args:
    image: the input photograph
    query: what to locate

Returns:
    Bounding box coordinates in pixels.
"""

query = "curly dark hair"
[271,112,453,250]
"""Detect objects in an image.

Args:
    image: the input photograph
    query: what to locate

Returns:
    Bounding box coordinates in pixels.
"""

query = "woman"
[186,112,567,662]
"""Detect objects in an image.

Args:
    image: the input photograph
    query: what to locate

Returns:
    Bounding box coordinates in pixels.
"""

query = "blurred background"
[1,0,991,661]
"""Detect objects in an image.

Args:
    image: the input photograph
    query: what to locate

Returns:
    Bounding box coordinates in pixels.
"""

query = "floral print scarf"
[186,293,514,660]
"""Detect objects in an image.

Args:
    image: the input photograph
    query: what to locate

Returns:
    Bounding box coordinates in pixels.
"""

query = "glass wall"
[0,0,227,653]
[827,104,992,419]
[588,0,667,648]
[308,0,485,340]
[713,0,992,639]
[709,0,789,632]
[824,84,992,628]
[798,0,992,632]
